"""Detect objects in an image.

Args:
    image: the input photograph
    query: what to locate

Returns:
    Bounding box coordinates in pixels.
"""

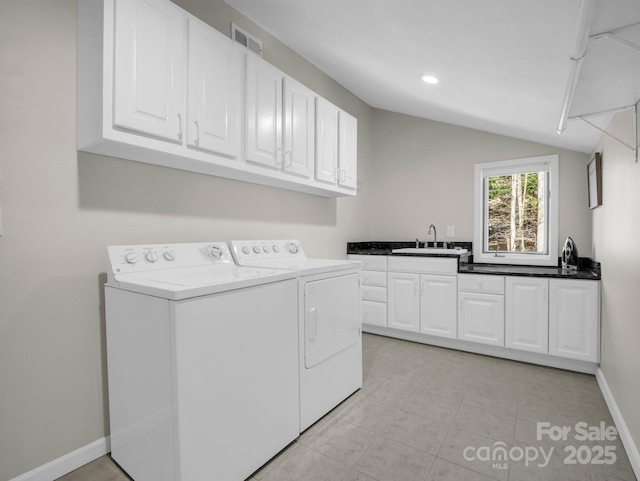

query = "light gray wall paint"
[592,109,640,454]
[0,1,373,479]
[367,109,593,254]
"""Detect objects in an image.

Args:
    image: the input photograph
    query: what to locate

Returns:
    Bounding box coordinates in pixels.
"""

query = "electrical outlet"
[446,225,455,238]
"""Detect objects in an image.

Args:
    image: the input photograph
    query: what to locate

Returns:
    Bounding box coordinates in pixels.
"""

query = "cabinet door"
[283,77,315,177]
[113,0,186,142]
[187,19,241,159]
[458,292,504,346]
[505,277,548,353]
[387,272,420,332]
[549,279,599,362]
[338,110,357,189]
[315,97,339,184]
[420,275,457,339]
[362,300,387,327]
[245,54,283,168]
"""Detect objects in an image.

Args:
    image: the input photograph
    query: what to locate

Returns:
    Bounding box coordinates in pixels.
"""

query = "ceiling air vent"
[231,23,263,57]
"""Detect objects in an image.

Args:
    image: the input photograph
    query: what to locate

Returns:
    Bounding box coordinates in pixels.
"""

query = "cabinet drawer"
[361,270,387,287]
[387,256,457,275]
[458,274,505,294]
[361,285,387,302]
[361,300,387,327]
[348,255,387,271]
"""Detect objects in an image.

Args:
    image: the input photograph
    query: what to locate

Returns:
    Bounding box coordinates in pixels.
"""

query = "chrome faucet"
[428,224,437,248]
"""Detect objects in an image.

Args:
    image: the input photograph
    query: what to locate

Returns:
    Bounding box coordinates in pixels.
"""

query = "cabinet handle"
[177,113,183,141]
[194,120,200,146]
[341,169,346,183]
[308,307,317,342]
[275,147,283,167]
[285,150,292,168]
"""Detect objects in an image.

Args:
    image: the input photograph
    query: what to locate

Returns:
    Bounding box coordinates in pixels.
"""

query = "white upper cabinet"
[315,97,340,184]
[187,18,242,159]
[338,110,358,189]
[113,0,186,142]
[549,279,600,362]
[505,277,549,354]
[283,77,315,177]
[245,54,283,168]
[316,98,357,189]
[78,0,357,197]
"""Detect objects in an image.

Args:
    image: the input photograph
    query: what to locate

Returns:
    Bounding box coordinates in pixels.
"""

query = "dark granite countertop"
[457,263,600,280]
[347,241,601,280]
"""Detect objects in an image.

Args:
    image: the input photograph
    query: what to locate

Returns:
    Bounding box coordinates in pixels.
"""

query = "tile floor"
[57,333,637,481]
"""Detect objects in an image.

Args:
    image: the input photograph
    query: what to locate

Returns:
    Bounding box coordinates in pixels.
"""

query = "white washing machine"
[105,242,299,481]
[231,240,362,431]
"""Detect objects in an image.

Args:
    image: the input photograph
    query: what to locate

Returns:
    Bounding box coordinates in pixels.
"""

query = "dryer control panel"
[106,242,233,284]
[231,240,306,263]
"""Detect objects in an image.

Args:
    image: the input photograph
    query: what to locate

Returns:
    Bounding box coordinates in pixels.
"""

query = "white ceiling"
[224,0,640,154]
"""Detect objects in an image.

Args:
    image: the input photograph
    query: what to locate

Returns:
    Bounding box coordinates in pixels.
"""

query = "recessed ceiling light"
[420,74,439,85]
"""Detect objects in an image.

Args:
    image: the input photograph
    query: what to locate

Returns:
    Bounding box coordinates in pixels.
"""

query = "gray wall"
[592,109,640,453]
[366,109,593,253]
[0,1,373,479]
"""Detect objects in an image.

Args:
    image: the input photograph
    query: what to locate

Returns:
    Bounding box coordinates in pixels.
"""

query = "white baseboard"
[596,368,640,479]
[9,436,110,481]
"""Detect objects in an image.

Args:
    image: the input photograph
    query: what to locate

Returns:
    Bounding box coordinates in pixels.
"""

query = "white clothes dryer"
[231,240,362,431]
[105,242,299,481]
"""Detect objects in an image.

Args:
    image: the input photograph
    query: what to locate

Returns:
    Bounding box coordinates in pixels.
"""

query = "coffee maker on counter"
[562,237,579,270]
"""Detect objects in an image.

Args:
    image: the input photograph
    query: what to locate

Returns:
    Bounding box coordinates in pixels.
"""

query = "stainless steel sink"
[391,247,468,255]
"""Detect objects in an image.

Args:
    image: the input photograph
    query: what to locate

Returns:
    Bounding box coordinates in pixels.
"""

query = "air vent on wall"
[231,23,263,57]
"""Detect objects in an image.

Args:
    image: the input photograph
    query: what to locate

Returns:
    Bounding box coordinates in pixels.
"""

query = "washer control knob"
[145,251,159,263]
[252,246,261,254]
[208,246,223,260]
[273,245,280,253]
[263,245,271,253]
[242,246,250,255]
[125,253,139,264]
[287,242,299,254]
[163,251,175,261]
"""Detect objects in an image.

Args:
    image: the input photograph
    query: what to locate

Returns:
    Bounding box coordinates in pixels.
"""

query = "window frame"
[473,154,559,266]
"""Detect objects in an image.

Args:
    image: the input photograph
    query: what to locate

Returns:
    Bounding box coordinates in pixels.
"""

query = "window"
[474,155,558,266]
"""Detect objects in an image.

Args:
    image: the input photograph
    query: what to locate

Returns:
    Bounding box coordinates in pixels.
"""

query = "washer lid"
[111,264,297,300]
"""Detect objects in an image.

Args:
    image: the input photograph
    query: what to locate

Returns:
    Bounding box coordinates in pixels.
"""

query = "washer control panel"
[107,242,234,284]
[231,240,306,263]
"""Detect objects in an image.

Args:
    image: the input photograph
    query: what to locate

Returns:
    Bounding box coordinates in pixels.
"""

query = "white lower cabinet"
[387,257,458,336]
[387,272,420,332]
[361,300,387,327]
[458,275,505,346]
[458,291,505,346]
[348,255,388,327]
[505,277,549,354]
[549,279,600,362]
[420,275,457,339]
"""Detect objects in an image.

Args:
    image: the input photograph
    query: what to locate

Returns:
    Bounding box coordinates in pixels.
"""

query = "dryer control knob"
[163,251,176,261]
[273,245,280,253]
[242,246,250,255]
[125,253,138,264]
[208,246,223,260]
[252,246,261,254]
[287,242,299,254]
[263,245,271,253]
[145,251,159,263]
